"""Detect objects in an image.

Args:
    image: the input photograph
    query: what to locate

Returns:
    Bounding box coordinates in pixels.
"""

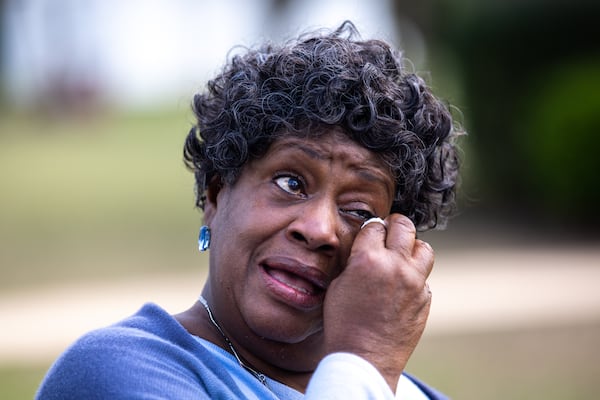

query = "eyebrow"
[353,167,395,201]
[290,142,329,161]
[284,142,395,196]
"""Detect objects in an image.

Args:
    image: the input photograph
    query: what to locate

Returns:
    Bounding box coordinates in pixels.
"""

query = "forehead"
[264,131,395,195]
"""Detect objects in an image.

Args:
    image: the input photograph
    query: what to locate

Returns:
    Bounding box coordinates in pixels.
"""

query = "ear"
[202,176,223,225]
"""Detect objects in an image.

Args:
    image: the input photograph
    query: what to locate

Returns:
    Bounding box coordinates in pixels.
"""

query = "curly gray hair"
[184,21,463,230]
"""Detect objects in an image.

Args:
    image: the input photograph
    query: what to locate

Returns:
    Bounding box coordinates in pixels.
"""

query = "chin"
[244,305,323,345]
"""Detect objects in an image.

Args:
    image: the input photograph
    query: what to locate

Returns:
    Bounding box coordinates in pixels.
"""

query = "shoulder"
[60,302,197,361]
[36,303,208,399]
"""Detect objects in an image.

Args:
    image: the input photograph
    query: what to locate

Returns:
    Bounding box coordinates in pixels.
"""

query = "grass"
[408,322,600,399]
[0,108,201,289]
[0,364,48,400]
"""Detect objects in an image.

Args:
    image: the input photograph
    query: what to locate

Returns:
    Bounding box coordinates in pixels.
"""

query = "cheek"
[341,236,355,263]
[211,195,274,255]
[330,227,357,275]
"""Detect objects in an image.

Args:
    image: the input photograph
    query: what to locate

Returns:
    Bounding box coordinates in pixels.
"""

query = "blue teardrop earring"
[198,225,211,252]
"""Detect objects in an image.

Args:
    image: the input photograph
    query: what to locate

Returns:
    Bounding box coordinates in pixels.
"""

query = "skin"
[175,128,434,392]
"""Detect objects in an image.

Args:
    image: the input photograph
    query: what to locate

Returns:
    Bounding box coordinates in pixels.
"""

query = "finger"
[412,239,435,278]
[351,217,387,254]
[384,214,417,256]
[360,217,387,230]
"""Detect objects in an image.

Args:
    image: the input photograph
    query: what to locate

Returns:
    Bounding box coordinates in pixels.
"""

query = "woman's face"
[204,129,394,348]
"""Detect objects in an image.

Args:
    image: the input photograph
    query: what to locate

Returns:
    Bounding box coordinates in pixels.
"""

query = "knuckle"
[417,240,435,262]
[418,239,433,254]
[389,214,416,235]
[404,275,425,293]
[349,250,380,271]
[363,221,387,234]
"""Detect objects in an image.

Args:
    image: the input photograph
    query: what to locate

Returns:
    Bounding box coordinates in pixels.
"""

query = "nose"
[286,196,340,254]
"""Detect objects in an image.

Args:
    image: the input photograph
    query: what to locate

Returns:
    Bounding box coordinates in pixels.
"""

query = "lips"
[260,257,329,310]
[266,268,320,294]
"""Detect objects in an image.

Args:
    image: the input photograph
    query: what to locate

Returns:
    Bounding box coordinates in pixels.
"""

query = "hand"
[323,214,434,390]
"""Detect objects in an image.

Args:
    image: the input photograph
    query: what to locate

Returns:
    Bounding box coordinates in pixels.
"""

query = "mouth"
[260,257,329,310]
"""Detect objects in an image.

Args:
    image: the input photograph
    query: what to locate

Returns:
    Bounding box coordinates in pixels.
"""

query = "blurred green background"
[1,0,599,399]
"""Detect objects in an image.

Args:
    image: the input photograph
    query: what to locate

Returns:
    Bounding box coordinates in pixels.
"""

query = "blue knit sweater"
[36,303,448,399]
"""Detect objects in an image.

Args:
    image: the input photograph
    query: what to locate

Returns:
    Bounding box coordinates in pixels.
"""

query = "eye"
[342,208,376,222]
[274,174,305,196]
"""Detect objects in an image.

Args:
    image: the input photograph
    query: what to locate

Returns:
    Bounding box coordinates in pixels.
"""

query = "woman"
[37,21,461,399]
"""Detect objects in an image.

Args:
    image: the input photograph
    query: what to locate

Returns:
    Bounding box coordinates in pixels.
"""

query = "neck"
[175,297,317,393]
[198,295,269,386]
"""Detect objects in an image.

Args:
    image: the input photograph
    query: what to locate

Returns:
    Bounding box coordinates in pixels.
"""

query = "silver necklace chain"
[198,295,269,387]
